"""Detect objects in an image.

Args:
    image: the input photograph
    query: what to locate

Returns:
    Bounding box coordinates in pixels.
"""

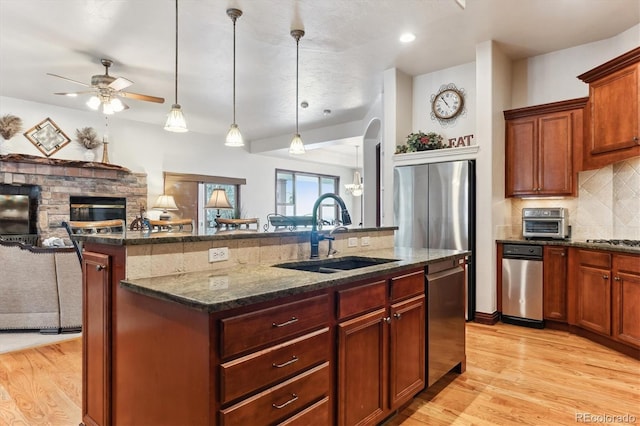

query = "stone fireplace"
[0,154,147,244]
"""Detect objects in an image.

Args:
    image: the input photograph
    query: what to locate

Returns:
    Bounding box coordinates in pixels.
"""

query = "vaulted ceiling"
[1,0,638,162]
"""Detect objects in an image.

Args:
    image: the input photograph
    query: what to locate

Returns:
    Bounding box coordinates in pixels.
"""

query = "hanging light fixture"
[344,145,364,197]
[289,29,305,155]
[225,8,244,147]
[164,0,188,132]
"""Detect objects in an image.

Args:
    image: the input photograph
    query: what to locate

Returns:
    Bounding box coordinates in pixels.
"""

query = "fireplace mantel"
[0,153,130,172]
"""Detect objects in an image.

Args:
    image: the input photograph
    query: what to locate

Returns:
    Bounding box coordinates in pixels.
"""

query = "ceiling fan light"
[102,102,114,115]
[86,96,101,110]
[164,104,188,132]
[225,123,244,147]
[289,133,305,155]
[110,97,125,112]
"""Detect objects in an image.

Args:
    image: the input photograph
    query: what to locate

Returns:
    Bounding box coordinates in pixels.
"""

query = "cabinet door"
[543,246,567,321]
[337,308,387,426]
[588,64,640,158]
[389,295,425,409]
[612,255,640,349]
[538,112,574,195]
[82,251,111,426]
[505,117,538,196]
[576,264,611,336]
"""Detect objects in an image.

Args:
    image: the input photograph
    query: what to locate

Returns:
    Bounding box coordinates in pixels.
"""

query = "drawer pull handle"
[272,317,298,328]
[272,393,298,409]
[603,275,609,280]
[614,276,621,281]
[273,356,298,368]
[393,312,402,320]
[96,265,106,271]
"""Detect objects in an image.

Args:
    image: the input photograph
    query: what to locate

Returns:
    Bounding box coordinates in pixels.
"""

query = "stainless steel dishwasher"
[501,244,544,328]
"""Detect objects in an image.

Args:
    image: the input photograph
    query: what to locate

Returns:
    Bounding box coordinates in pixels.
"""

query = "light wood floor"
[0,323,638,425]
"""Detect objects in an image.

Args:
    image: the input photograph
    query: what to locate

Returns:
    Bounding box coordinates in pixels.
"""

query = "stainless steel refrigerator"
[393,160,476,320]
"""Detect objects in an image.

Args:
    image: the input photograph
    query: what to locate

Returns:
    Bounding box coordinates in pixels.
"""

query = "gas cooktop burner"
[586,239,640,247]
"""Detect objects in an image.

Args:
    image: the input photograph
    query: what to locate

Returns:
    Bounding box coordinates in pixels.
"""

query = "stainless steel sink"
[273,256,397,274]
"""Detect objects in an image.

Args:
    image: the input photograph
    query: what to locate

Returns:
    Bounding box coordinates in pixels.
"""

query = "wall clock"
[430,84,466,127]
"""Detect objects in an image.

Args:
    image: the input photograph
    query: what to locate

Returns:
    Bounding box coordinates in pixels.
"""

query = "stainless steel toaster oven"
[522,207,570,240]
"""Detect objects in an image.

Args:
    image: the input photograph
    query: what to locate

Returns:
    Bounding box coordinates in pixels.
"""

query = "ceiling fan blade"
[119,91,165,104]
[109,76,133,91]
[455,0,466,9]
[54,90,95,96]
[47,72,90,87]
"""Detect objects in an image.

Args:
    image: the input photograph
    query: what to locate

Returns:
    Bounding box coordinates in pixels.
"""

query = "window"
[275,170,339,223]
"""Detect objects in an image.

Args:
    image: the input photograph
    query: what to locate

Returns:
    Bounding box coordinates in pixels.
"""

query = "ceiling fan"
[47,58,165,114]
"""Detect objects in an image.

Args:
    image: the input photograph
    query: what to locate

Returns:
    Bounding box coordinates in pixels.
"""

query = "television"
[0,194,30,234]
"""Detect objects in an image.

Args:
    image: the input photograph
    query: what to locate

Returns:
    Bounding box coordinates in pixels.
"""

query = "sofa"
[0,240,82,334]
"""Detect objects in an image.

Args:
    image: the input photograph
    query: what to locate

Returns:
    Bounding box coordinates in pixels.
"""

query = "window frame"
[275,169,340,222]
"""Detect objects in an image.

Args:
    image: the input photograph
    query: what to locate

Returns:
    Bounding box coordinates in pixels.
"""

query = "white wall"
[511,24,640,107]
[412,61,476,142]
[0,96,356,223]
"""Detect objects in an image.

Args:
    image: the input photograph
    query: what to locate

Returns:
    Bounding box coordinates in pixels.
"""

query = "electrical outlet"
[208,247,229,262]
[361,236,370,246]
[348,237,358,247]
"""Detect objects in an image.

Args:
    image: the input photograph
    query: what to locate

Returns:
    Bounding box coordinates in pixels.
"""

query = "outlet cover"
[348,237,358,247]
[209,247,229,262]
[361,236,370,246]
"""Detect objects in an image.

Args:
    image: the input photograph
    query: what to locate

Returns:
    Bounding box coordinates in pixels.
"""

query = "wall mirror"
[23,117,71,157]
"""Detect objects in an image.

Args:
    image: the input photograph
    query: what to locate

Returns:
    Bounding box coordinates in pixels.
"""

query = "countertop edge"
[120,249,469,313]
[496,239,640,255]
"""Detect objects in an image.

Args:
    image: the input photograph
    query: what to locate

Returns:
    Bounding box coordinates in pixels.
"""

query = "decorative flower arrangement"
[75,127,101,149]
[0,114,23,140]
[395,131,449,154]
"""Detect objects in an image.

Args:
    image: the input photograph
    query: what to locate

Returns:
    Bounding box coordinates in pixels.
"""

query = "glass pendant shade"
[225,123,244,147]
[110,98,125,112]
[164,104,188,132]
[345,171,363,196]
[87,96,101,110]
[289,133,305,155]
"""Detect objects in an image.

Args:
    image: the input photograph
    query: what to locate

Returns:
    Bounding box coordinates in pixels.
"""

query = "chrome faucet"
[310,193,352,259]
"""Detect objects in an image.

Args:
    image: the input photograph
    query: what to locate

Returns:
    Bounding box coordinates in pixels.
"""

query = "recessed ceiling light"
[399,32,416,43]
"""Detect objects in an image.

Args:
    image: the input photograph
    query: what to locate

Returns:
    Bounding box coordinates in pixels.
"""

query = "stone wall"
[0,154,147,243]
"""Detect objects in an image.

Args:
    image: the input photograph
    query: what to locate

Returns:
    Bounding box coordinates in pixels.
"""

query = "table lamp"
[153,195,178,220]
[206,188,233,225]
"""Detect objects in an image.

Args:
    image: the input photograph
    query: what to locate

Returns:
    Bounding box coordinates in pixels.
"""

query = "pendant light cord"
[173,0,179,104]
[295,35,300,134]
[232,15,237,125]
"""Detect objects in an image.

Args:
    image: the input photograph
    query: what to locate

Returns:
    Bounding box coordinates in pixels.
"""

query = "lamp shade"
[153,195,179,211]
[206,188,232,209]
[164,104,188,132]
[225,123,244,147]
[289,133,305,155]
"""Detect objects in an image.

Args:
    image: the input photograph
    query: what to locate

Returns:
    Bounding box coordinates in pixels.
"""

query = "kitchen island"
[74,227,468,426]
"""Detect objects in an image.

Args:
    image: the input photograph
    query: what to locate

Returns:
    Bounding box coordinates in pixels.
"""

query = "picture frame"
[23,117,71,157]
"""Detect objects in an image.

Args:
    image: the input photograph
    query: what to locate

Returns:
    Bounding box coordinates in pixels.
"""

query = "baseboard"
[473,311,499,325]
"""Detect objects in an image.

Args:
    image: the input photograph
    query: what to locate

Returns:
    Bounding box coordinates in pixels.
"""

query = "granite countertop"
[121,247,469,313]
[496,238,640,255]
[72,225,398,246]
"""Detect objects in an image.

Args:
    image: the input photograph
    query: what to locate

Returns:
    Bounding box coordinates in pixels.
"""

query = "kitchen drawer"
[219,362,330,426]
[220,328,330,404]
[220,294,329,359]
[336,280,386,320]
[578,249,611,269]
[390,269,424,302]
[277,396,330,426]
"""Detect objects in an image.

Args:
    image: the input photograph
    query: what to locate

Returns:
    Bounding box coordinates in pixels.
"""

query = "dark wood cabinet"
[577,47,640,170]
[612,254,640,349]
[336,269,426,426]
[570,248,640,355]
[543,246,567,322]
[82,251,112,426]
[504,98,586,197]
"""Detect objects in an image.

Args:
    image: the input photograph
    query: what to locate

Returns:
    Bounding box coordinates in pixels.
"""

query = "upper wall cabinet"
[504,98,587,198]
[577,47,640,170]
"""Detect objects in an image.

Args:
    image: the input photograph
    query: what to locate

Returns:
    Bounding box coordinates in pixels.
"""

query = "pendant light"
[225,8,244,146]
[344,145,364,197]
[289,29,305,155]
[164,0,188,132]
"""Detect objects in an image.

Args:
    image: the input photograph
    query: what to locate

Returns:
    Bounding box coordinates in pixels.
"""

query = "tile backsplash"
[511,156,640,241]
